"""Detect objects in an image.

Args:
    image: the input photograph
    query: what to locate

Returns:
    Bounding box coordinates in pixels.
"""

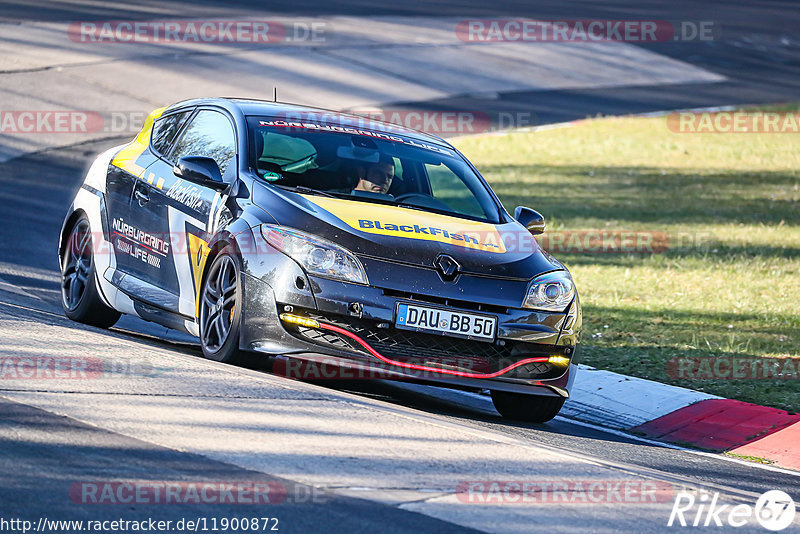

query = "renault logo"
[434,254,460,281]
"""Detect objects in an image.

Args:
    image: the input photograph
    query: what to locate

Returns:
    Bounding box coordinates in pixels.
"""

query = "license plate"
[395,302,497,341]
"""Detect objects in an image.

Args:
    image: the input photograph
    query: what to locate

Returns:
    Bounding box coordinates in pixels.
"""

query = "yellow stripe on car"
[111,106,166,178]
[301,195,508,254]
[187,233,211,317]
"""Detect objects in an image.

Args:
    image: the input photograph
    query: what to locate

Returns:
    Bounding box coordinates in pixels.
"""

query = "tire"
[490,390,565,423]
[199,246,247,364]
[60,215,121,328]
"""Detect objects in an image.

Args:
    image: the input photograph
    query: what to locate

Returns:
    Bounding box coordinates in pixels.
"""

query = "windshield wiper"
[274,184,339,198]
[396,203,428,212]
[396,202,490,223]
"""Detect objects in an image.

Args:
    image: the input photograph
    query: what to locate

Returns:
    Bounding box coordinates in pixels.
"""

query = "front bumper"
[238,238,581,398]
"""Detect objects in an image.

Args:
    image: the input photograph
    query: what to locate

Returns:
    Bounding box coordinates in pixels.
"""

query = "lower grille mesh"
[285,310,565,379]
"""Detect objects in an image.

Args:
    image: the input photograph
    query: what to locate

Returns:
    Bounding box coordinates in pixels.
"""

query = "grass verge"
[453,109,800,412]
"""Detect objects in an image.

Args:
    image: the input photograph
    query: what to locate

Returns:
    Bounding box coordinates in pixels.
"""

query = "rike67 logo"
[669,490,796,530]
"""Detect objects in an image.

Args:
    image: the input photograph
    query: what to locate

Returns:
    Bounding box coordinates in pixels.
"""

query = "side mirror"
[173,156,227,191]
[514,206,546,235]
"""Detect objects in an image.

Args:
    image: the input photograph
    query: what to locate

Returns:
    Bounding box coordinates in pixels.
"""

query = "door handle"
[134,187,149,205]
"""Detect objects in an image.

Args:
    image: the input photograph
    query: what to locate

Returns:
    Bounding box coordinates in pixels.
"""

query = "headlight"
[522,271,575,312]
[261,225,369,285]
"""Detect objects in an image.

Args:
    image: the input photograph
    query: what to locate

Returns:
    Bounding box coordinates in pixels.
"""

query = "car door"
[105,112,164,279]
[127,108,237,317]
[111,109,191,309]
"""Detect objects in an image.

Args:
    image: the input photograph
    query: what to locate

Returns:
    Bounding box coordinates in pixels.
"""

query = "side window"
[425,163,485,219]
[171,110,236,174]
[151,111,190,156]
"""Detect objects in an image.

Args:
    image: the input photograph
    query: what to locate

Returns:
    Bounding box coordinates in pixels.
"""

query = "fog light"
[279,313,320,329]
[548,355,571,366]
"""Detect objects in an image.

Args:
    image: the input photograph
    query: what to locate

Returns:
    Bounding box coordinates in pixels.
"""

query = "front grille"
[381,289,509,315]
[505,361,553,378]
[295,325,355,350]
[283,308,566,379]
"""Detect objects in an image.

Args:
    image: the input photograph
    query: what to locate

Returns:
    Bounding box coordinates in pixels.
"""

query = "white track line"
[453,389,800,477]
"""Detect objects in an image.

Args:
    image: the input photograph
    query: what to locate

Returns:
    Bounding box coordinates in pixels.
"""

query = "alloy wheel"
[200,254,238,352]
[61,219,92,311]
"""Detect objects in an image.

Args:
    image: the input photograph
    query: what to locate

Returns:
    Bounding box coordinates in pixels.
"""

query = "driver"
[352,155,394,195]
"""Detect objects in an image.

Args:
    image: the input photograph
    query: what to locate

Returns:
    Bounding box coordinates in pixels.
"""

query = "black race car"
[59,98,581,422]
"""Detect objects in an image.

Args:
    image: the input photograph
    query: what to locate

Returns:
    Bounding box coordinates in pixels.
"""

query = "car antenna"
[273,87,277,102]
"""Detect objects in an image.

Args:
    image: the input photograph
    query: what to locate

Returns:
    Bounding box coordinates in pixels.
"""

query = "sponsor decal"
[258,120,454,156]
[301,195,507,253]
[112,217,169,268]
[186,232,211,316]
[165,179,205,211]
[143,171,165,190]
[358,219,496,249]
[111,218,169,254]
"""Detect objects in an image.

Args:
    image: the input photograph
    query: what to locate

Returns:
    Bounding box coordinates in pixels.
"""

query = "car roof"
[164,97,454,149]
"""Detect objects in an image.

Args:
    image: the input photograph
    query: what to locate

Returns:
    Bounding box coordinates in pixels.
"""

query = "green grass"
[724,452,776,465]
[453,111,800,412]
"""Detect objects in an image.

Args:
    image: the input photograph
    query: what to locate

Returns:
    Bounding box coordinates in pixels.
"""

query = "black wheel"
[60,215,121,328]
[490,390,565,423]
[199,247,246,364]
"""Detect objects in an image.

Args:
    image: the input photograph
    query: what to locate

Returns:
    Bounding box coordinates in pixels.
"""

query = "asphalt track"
[1,1,799,532]
[2,0,798,120]
[1,139,798,533]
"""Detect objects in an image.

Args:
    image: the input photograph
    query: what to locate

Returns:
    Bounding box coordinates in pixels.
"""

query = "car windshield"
[247,117,501,223]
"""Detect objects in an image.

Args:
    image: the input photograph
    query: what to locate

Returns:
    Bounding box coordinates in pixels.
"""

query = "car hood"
[252,182,562,280]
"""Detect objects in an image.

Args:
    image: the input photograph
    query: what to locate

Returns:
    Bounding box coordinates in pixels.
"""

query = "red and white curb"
[564,364,800,470]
